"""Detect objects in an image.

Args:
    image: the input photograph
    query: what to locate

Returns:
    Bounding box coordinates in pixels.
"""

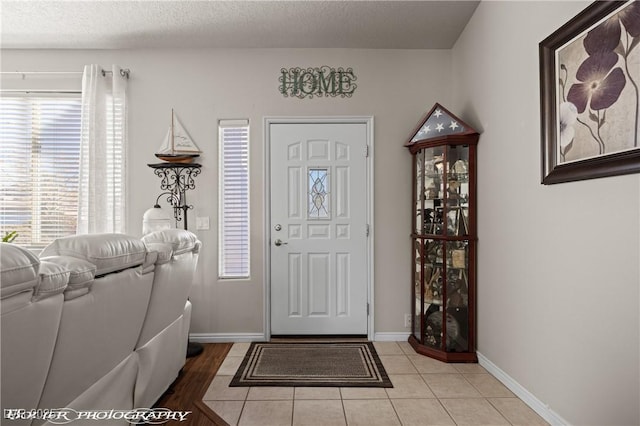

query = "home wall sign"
[279,66,357,99]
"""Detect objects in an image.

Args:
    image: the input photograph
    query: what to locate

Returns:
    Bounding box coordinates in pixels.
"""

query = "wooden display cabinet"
[405,103,479,363]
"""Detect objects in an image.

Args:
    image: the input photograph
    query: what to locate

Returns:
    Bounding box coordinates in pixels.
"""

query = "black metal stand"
[147,163,202,229]
[186,341,204,357]
[148,162,204,358]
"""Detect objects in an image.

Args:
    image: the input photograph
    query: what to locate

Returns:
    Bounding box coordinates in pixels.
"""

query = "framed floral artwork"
[540,0,640,184]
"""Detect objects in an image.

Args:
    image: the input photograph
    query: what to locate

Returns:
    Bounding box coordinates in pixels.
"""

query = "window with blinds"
[219,120,250,278]
[0,96,82,249]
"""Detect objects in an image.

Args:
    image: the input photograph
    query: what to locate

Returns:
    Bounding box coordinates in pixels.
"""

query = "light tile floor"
[202,341,549,426]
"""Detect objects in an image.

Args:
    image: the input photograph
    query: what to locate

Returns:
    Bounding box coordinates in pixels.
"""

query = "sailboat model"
[155,109,201,163]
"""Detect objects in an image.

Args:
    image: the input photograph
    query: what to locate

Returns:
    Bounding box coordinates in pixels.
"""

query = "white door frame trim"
[263,116,375,341]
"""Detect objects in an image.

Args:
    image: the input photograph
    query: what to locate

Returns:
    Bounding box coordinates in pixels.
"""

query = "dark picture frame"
[540,0,640,184]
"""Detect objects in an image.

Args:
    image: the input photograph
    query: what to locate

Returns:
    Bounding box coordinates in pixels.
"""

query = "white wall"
[1,48,452,337]
[452,2,640,425]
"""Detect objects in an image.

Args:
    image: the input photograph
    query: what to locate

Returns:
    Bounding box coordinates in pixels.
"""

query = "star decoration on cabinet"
[407,103,478,147]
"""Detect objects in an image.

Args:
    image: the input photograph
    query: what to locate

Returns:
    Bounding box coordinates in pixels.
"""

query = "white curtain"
[77,65,128,234]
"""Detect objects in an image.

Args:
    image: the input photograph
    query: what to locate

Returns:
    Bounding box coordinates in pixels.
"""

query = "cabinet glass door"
[445,145,470,237]
[413,239,421,340]
[421,147,444,235]
[420,238,444,349]
[415,145,473,353]
[415,151,424,235]
[445,240,469,352]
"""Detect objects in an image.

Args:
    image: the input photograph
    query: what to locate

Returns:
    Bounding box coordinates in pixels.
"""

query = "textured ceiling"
[1,1,479,50]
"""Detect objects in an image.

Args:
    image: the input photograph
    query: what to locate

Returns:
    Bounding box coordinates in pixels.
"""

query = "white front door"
[269,122,369,335]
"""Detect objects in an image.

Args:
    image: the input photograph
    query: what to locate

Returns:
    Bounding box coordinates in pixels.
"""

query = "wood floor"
[154,343,232,426]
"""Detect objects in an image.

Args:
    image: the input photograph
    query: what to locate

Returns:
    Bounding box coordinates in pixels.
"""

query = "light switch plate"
[196,216,210,230]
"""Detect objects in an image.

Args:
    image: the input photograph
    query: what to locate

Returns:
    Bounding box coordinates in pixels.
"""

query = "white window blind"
[219,120,250,278]
[0,96,82,248]
[0,94,81,248]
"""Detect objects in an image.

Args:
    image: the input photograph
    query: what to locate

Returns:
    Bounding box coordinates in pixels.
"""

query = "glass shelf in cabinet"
[448,172,469,181]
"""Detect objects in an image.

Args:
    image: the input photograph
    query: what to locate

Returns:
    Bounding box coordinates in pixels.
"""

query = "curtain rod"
[1,68,131,79]
[1,89,81,94]
[101,69,131,79]
[0,71,82,77]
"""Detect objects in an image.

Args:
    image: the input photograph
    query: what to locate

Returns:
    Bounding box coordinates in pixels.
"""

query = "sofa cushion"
[40,234,147,276]
[142,229,200,256]
[35,261,70,301]
[1,243,40,299]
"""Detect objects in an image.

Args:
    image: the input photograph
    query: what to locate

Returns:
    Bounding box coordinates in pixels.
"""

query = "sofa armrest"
[39,256,96,301]
[142,229,200,256]
[35,261,70,302]
[144,242,173,266]
[1,243,40,300]
[142,250,159,274]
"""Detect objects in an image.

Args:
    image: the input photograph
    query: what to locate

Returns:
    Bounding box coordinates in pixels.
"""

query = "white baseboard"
[189,333,266,343]
[192,332,412,343]
[477,352,569,426]
[373,332,410,342]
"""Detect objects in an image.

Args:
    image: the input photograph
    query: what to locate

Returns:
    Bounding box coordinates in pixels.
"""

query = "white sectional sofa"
[0,230,200,425]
